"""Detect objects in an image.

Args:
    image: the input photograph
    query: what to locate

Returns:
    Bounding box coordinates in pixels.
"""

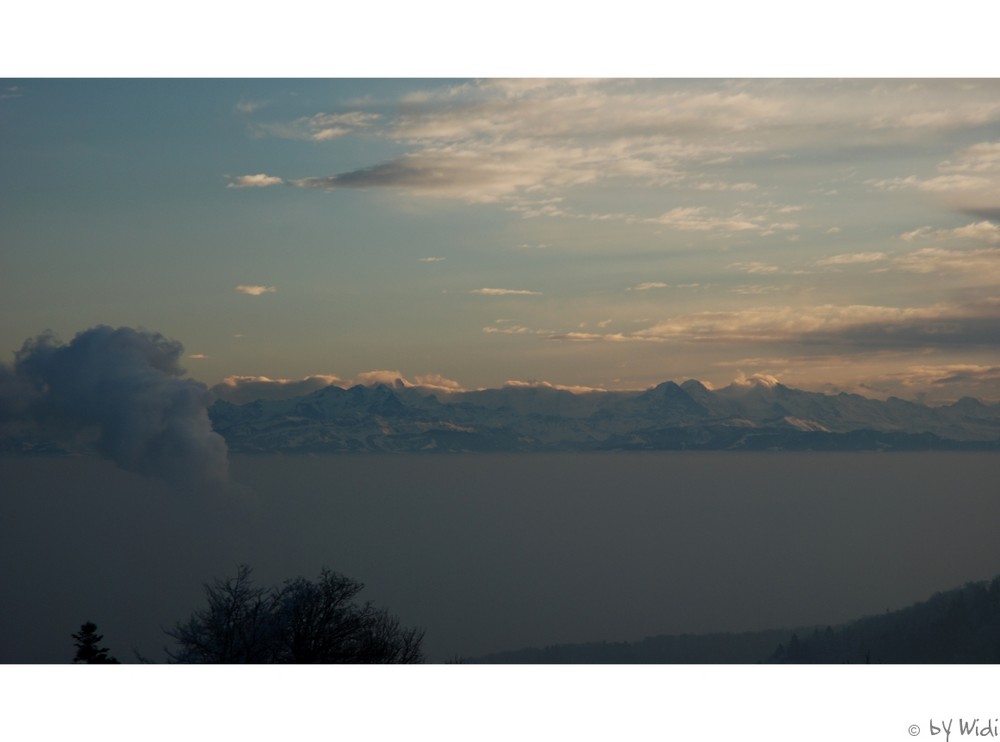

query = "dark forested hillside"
[471,576,1000,664]
[769,576,1000,664]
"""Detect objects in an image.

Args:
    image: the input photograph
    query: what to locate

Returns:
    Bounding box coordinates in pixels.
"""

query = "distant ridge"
[208,378,1000,453]
[469,575,1000,664]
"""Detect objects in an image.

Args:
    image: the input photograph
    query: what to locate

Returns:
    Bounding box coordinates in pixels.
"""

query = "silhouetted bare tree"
[166,565,423,663]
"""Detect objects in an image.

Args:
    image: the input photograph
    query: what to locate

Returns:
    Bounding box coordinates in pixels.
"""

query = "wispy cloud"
[235,285,277,296]
[418,256,445,262]
[627,282,669,291]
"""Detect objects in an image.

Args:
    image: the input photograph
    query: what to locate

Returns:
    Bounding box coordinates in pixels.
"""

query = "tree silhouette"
[72,622,119,664]
[166,565,423,663]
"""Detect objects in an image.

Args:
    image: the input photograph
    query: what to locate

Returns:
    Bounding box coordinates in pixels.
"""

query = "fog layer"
[2,453,999,662]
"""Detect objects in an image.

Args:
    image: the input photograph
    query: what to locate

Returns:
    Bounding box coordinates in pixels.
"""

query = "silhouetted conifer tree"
[72,622,119,664]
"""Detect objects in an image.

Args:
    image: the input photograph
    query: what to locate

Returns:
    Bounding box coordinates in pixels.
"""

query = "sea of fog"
[2,452,1000,663]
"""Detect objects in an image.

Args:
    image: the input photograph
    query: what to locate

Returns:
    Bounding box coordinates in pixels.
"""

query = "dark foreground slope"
[471,576,1000,664]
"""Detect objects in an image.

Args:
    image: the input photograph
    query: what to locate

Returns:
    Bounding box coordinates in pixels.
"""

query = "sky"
[3,78,1000,403]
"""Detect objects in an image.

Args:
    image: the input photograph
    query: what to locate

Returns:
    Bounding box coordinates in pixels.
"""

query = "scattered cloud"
[816,252,887,267]
[692,181,758,191]
[469,288,542,296]
[188,354,209,359]
[868,141,1000,216]
[483,324,551,336]
[226,173,284,188]
[729,261,780,274]
[653,207,767,233]
[893,246,1000,277]
[627,282,669,291]
[235,99,270,115]
[731,285,787,295]
[252,111,381,142]
[900,221,1000,245]
[418,257,445,262]
[235,285,277,296]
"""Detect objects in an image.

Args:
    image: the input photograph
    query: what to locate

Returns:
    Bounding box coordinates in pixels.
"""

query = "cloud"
[235,285,277,296]
[627,282,669,291]
[252,111,381,142]
[226,173,284,189]
[211,374,345,404]
[418,257,445,262]
[653,207,763,232]
[729,261,781,274]
[652,207,797,234]
[865,364,1000,404]
[502,379,607,394]
[482,324,551,335]
[351,370,465,392]
[0,326,228,491]
[731,285,787,295]
[869,142,1000,215]
[290,140,631,203]
[534,298,1000,352]
[901,221,1000,245]
[188,354,209,359]
[692,181,758,191]
[469,288,542,296]
[235,81,1000,209]
[235,99,270,115]
[632,300,1000,349]
[411,374,465,392]
[212,371,466,402]
[816,252,888,266]
[353,370,408,387]
[893,246,1000,277]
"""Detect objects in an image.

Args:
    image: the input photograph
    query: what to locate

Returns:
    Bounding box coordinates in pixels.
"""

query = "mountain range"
[209,378,1000,453]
